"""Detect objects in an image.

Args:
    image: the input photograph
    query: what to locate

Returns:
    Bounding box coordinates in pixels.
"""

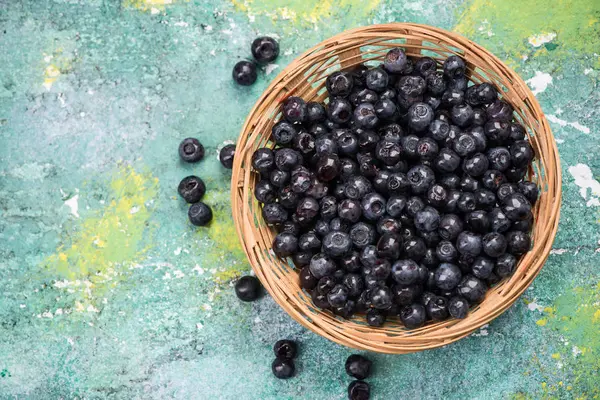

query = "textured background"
[1,0,599,399]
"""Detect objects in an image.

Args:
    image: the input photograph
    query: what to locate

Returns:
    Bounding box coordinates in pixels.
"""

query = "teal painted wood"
[0,0,599,398]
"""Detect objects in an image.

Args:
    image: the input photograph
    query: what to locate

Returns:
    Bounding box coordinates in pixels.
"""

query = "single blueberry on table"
[232,60,257,86]
[179,138,205,163]
[235,276,262,302]
[178,176,206,203]
[251,36,279,63]
[272,357,295,379]
[188,202,212,226]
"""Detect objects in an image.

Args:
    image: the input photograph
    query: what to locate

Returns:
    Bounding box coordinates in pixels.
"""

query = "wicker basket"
[231,23,561,354]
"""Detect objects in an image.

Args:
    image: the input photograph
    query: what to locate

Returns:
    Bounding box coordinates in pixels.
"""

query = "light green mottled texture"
[0,0,599,398]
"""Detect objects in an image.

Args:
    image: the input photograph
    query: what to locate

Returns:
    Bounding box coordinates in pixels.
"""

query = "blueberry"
[392,284,422,306]
[429,119,450,141]
[392,259,420,285]
[275,148,302,171]
[341,251,362,272]
[482,232,508,257]
[460,175,480,192]
[384,47,408,73]
[402,134,420,160]
[178,176,206,203]
[350,88,379,106]
[273,339,297,360]
[272,232,298,257]
[345,354,373,380]
[278,221,300,237]
[472,107,487,126]
[232,60,257,86]
[269,170,290,188]
[315,154,341,182]
[358,131,380,151]
[358,153,380,179]
[426,72,446,96]
[339,158,359,180]
[448,296,469,319]
[434,148,461,173]
[326,71,354,97]
[279,185,300,208]
[400,303,427,329]
[338,199,362,223]
[300,266,318,290]
[361,193,387,221]
[474,188,497,210]
[311,289,330,309]
[408,102,434,132]
[272,357,295,379]
[468,126,488,152]
[398,76,427,100]
[448,76,468,91]
[463,152,489,177]
[309,123,328,137]
[505,165,528,183]
[379,88,398,101]
[315,133,338,155]
[489,208,512,233]
[302,102,325,124]
[512,212,533,231]
[457,231,482,256]
[510,140,534,168]
[424,94,442,110]
[379,123,404,142]
[484,120,510,142]
[328,284,349,308]
[414,56,437,77]
[251,36,279,63]
[330,217,351,233]
[188,202,213,226]
[495,253,517,277]
[453,133,477,157]
[337,131,359,155]
[376,233,402,260]
[343,273,365,297]
[348,380,370,400]
[179,138,205,163]
[451,104,474,127]
[366,309,386,327]
[293,252,312,267]
[298,232,321,253]
[334,300,357,319]
[373,170,391,193]
[354,103,379,129]
[406,196,425,217]
[262,203,289,225]
[502,193,532,221]
[441,89,465,108]
[443,55,466,78]
[252,148,275,175]
[387,172,411,194]
[471,256,495,279]
[317,276,336,295]
[216,144,236,169]
[343,176,372,201]
[481,169,507,191]
[420,292,436,307]
[487,147,512,171]
[386,195,407,217]
[439,174,461,189]
[457,192,477,213]
[457,275,487,303]
[438,214,463,240]
[366,67,389,92]
[415,206,440,232]
[518,181,539,204]
[322,231,352,258]
[476,83,498,104]
[328,97,353,124]
[407,164,435,194]
[505,231,531,255]
[370,286,393,310]
[309,253,337,279]
[509,123,526,141]
[436,240,458,262]
[434,263,462,290]
[234,276,262,302]
[272,121,298,146]
[486,100,513,122]
[296,197,319,223]
[427,184,448,208]
[375,139,402,166]
[427,296,449,320]
[417,137,439,161]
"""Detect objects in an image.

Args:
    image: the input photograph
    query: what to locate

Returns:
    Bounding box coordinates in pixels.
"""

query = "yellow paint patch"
[593,309,600,323]
[536,318,548,326]
[43,166,158,312]
[43,65,61,90]
[122,0,176,12]
[551,353,561,359]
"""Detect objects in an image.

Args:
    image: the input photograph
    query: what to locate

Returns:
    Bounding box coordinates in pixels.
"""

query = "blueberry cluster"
[232,36,280,86]
[271,339,298,379]
[178,138,214,226]
[252,48,538,328]
[345,354,372,400]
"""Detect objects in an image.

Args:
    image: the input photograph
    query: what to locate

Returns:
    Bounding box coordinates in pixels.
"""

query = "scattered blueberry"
[272,357,295,379]
[232,60,257,86]
[251,36,279,64]
[188,202,212,226]
[179,138,205,163]
[235,275,262,302]
[178,176,206,203]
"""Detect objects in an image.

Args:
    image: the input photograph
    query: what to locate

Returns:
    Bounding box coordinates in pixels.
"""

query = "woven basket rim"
[231,23,562,354]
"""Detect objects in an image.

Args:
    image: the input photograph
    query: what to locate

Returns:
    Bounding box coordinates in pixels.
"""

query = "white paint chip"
[527,302,544,312]
[528,32,557,47]
[546,115,590,134]
[526,71,553,95]
[550,248,568,255]
[174,247,182,256]
[568,163,600,207]
[150,7,160,15]
[64,194,80,218]
[265,64,279,75]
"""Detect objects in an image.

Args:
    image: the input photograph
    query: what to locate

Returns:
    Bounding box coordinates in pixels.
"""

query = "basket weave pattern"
[231,23,561,354]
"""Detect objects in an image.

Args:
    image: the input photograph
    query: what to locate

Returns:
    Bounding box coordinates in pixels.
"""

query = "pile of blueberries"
[250,48,538,328]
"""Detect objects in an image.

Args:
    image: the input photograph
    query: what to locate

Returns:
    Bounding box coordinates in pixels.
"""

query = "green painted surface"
[1,0,599,398]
